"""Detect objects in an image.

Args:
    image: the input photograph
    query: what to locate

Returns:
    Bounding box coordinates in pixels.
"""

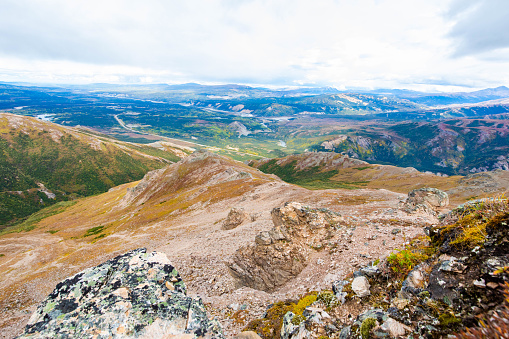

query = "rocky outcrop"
[228,202,342,292]
[17,248,224,339]
[403,187,449,215]
[246,199,509,338]
[222,207,249,230]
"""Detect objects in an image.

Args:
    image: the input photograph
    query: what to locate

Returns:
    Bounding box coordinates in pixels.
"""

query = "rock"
[254,231,272,245]
[439,257,467,273]
[473,278,486,288]
[360,265,380,277]
[280,312,299,339]
[404,263,428,289]
[392,298,410,310]
[391,228,402,235]
[17,248,224,339]
[380,317,412,337]
[351,276,371,297]
[234,331,263,339]
[332,280,348,304]
[228,202,342,291]
[223,207,249,230]
[403,187,449,215]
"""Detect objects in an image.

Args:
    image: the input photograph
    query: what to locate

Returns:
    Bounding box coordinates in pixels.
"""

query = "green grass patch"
[387,248,429,280]
[257,159,366,190]
[46,230,59,234]
[83,225,105,237]
[0,201,77,236]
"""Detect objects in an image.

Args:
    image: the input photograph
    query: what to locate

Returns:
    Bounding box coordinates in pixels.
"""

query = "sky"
[0,0,508,91]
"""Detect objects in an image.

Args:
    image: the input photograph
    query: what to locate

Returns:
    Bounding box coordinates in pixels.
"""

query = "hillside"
[2,151,509,338]
[249,152,509,204]
[308,119,509,175]
[0,113,184,227]
[0,151,432,337]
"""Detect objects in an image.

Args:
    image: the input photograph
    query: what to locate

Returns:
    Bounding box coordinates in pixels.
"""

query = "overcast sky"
[0,0,508,91]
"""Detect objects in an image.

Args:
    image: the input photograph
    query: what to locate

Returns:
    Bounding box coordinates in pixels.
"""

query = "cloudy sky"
[0,0,508,91]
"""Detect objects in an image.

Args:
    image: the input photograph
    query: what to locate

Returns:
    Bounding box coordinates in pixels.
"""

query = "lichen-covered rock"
[403,187,449,215]
[17,248,224,339]
[222,207,249,230]
[228,202,342,291]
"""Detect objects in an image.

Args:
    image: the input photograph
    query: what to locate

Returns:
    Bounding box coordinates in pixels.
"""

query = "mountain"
[0,113,184,227]
[306,119,509,175]
[369,86,509,106]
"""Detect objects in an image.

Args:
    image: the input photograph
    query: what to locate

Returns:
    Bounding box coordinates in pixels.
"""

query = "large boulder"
[403,187,449,215]
[17,248,224,339]
[222,207,249,230]
[228,202,342,292]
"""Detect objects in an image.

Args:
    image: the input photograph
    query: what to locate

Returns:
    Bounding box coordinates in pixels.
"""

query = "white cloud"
[0,0,507,90]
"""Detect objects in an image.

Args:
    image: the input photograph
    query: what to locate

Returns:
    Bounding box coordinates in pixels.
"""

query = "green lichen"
[291,314,306,326]
[360,317,377,339]
[439,313,460,327]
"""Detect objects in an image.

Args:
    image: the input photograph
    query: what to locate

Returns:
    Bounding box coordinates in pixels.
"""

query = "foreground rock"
[228,202,342,292]
[17,248,224,338]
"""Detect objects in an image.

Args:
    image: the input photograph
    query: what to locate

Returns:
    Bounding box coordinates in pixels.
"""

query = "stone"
[407,188,449,208]
[351,276,371,297]
[234,331,263,339]
[380,317,412,337]
[403,187,449,215]
[223,207,249,230]
[360,265,380,277]
[281,312,299,339]
[229,202,342,292]
[255,231,272,245]
[404,264,428,289]
[17,248,224,339]
[439,257,466,273]
[392,298,409,310]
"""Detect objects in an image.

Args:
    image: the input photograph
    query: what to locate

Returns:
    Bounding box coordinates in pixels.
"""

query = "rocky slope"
[1,151,508,338]
[244,198,509,338]
[0,113,183,227]
[0,151,437,338]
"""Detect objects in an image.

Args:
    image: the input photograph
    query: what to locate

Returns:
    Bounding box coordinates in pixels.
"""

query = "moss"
[387,249,429,280]
[438,313,461,327]
[46,230,59,234]
[291,314,305,326]
[317,291,339,310]
[243,300,296,339]
[293,294,317,315]
[436,200,509,251]
[360,317,377,339]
